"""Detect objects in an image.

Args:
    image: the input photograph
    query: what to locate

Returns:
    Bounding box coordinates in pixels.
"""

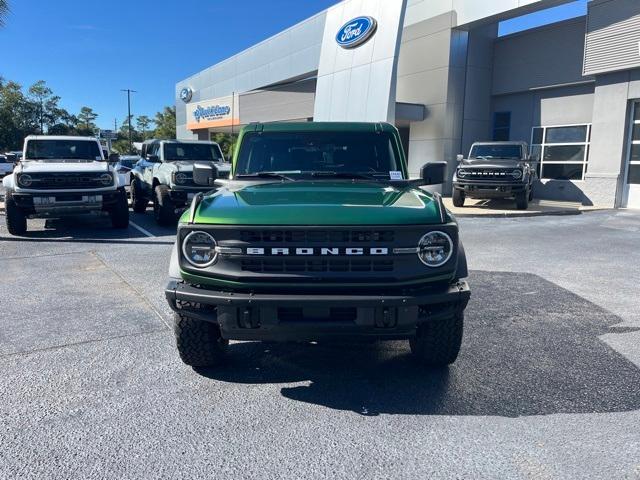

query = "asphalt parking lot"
[1,198,640,478]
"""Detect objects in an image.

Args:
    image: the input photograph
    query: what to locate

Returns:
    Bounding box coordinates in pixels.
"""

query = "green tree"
[154,106,176,139]
[77,106,98,132]
[0,79,39,150]
[136,115,153,140]
[0,0,9,27]
[211,132,238,160]
[28,80,63,133]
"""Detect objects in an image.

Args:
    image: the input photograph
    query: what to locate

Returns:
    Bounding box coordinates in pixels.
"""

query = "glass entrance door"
[623,102,640,208]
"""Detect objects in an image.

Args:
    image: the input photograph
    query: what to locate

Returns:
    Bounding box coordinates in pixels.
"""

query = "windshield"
[119,157,139,168]
[163,143,223,162]
[25,139,103,161]
[235,131,403,179]
[470,144,522,160]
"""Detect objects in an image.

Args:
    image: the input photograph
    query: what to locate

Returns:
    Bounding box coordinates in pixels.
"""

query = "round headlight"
[511,169,523,179]
[174,172,188,185]
[457,169,468,178]
[18,174,33,187]
[99,173,113,186]
[182,231,217,268]
[418,231,453,267]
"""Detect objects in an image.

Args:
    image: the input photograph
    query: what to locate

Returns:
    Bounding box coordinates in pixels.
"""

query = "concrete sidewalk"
[443,197,609,218]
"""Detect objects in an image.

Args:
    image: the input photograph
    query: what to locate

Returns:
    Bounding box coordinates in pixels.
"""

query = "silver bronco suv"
[130,139,231,225]
[3,135,129,235]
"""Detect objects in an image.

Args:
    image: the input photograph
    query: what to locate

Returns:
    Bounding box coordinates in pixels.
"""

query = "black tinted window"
[26,140,102,160]
[163,143,223,162]
[236,132,402,176]
[470,145,522,159]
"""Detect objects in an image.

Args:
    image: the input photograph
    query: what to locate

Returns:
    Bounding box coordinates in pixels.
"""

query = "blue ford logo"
[336,16,377,49]
[180,87,193,103]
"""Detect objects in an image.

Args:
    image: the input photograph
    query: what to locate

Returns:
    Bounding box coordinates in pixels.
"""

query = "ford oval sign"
[336,16,377,49]
[180,87,193,103]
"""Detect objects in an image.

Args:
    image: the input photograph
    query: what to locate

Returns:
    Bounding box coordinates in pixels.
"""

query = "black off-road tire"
[410,313,464,367]
[174,313,228,367]
[452,189,465,208]
[516,191,529,210]
[5,193,27,235]
[131,178,148,213]
[153,184,176,226]
[110,190,130,229]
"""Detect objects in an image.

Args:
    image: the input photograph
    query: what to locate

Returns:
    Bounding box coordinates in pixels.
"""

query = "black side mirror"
[147,154,160,163]
[420,162,447,185]
[108,153,120,163]
[193,163,218,187]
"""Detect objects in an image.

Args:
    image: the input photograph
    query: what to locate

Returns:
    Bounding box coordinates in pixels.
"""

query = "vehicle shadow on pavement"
[196,271,640,418]
[0,215,175,245]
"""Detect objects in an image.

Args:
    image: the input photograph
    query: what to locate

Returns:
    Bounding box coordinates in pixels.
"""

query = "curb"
[451,207,611,219]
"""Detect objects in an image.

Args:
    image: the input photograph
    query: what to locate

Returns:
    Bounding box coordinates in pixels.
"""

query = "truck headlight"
[17,174,33,187]
[182,231,217,267]
[457,169,468,178]
[418,231,453,267]
[99,173,113,186]
[511,169,523,179]
[174,172,189,185]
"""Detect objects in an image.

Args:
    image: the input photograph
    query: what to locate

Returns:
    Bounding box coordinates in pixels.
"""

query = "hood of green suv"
[189,180,444,225]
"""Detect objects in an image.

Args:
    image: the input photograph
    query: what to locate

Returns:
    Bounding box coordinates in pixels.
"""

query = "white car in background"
[0,154,14,177]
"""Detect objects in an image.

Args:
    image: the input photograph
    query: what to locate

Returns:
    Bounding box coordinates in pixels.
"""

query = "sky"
[1,0,587,131]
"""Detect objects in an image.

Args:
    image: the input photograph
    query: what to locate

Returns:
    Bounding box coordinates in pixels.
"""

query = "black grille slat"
[239,230,395,243]
[461,169,516,182]
[240,258,394,273]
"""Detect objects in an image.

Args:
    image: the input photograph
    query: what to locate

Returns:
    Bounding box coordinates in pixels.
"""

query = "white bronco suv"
[3,135,129,235]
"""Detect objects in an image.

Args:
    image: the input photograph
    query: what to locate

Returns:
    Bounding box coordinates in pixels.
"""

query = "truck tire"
[5,193,27,235]
[174,313,228,367]
[131,178,148,213]
[110,190,130,229]
[153,184,175,226]
[516,191,529,210]
[410,313,463,367]
[452,189,465,207]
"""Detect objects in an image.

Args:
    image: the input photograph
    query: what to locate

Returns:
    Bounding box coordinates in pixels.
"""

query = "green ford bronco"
[165,122,470,368]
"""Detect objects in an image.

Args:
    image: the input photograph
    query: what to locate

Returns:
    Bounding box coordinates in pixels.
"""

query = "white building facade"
[176,0,640,208]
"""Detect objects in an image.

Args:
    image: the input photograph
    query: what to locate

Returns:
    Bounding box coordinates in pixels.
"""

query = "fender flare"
[455,240,468,281]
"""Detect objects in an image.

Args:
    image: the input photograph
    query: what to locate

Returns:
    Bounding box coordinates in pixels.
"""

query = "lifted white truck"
[3,135,129,235]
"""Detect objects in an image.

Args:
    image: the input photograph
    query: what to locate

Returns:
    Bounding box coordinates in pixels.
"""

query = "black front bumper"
[165,280,470,341]
[454,181,527,198]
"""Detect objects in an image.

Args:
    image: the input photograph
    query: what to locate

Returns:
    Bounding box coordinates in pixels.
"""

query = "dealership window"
[493,112,511,141]
[530,124,591,180]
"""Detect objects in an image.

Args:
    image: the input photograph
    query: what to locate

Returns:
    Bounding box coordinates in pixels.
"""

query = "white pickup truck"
[2,135,129,235]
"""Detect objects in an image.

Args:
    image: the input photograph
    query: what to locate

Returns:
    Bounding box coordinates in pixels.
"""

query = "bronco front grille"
[458,169,516,181]
[239,230,395,243]
[22,173,109,189]
[240,258,394,273]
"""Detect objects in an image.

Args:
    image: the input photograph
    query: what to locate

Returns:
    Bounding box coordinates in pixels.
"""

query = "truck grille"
[239,230,394,243]
[240,258,394,273]
[22,173,109,189]
[458,168,517,181]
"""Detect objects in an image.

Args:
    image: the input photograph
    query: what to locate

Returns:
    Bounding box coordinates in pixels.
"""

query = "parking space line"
[130,221,156,238]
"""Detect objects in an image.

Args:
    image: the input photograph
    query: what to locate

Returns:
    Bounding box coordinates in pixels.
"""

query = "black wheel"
[153,184,176,226]
[110,190,130,229]
[5,193,27,235]
[174,313,228,367]
[452,189,465,208]
[516,191,529,210]
[410,313,463,367]
[131,178,148,213]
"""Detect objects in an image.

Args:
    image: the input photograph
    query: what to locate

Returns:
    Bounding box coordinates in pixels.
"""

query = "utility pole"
[121,89,137,153]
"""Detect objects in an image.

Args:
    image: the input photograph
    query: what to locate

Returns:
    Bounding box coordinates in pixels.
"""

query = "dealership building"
[176,0,640,209]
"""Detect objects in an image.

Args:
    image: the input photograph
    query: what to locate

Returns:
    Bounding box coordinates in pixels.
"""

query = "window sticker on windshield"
[389,171,403,180]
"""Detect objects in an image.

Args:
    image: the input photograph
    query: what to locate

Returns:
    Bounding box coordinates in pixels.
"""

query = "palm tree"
[0,1,9,27]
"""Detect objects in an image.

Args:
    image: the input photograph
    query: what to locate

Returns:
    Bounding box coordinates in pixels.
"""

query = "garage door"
[623,102,640,209]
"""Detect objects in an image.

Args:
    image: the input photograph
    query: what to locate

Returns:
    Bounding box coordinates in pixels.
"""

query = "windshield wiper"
[235,172,295,181]
[308,171,383,181]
